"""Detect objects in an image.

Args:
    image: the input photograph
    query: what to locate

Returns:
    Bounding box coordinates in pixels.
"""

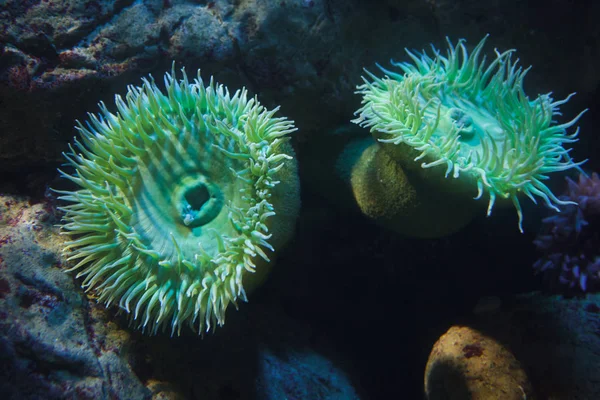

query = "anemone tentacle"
[353,36,586,231]
[57,67,298,335]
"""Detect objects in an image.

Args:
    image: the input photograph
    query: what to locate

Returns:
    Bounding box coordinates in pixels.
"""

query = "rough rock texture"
[257,347,360,400]
[0,194,151,399]
[1,0,598,173]
[0,194,360,400]
[138,303,362,400]
[424,326,532,400]
[502,293,600,400]
[425,293,600,400]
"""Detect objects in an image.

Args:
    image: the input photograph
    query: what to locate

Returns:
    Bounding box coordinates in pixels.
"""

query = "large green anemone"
[57,68,300,335]
[353,36,586,232]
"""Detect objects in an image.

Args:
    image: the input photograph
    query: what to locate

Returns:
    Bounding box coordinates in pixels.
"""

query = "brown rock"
[424,326,532,400]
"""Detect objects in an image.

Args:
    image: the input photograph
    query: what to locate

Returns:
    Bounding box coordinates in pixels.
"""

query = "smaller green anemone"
[56,67,299,335]
[353,36,586,231]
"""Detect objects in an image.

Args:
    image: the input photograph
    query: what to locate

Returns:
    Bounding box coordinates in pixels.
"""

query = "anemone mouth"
[56,67,297,335]
[174,175,224,229]
[352,36,587,231]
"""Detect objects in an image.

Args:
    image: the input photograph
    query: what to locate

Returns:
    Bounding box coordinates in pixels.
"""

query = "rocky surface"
[425,293,600,400]
[505,293,600,400]
[0,194,152,399]
[0,194,361,400]
[424,325,532,400]
[1,0,598,174]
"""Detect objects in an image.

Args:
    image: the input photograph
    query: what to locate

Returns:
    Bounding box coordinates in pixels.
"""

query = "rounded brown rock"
[424,326,532,400]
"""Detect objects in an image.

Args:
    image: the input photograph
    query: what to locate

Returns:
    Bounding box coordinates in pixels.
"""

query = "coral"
[56,68,300,335]
[352,36,586,233]
[533,172,600,293]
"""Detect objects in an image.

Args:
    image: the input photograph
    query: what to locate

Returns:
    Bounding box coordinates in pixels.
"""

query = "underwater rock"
[1,0,598,175]
[503,293,600,400]
[0,194,151,399]
[256,346,360,400]
[425,292,600,400]
[424,326,532,400]
[141,301,362,400]
[0,194,359,399]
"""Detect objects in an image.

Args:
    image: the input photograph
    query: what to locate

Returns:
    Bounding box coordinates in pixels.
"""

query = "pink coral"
[533,172,600,293]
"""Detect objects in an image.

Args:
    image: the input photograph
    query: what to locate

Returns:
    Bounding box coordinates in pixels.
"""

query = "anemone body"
[328,133,475,237]
[352,36,586,232]
[57,68,300,335]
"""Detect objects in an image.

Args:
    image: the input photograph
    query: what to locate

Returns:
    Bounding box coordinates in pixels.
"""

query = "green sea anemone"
[352,36,586,233]
[57,68,300,335]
